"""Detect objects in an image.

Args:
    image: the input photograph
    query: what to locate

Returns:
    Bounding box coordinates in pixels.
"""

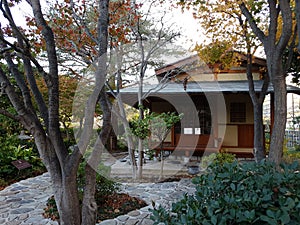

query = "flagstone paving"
[0,173,196,225]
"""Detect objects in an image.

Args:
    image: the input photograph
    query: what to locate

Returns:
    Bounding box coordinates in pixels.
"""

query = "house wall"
[219,94,254,147]
[217,72,260,81]
[150,93,255,149]
[172,72,261,82]
[224,93,254,124]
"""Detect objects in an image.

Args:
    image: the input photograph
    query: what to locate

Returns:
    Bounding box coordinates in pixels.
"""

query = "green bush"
[77,162,120,197]
[201,152,236,170]
[150,161,300,225]
[0,135,45,179]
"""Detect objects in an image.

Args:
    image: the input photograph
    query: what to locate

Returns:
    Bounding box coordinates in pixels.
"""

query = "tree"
[239,0,294,165]
[179,0,269,162]
[0,0,110,224]
[148,112,182,180]
[107,1,181,179]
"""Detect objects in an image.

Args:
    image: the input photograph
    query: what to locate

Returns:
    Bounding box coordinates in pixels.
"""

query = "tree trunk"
[80,0,110,223]
[33,131,81,225]
[116,95,137,179]
[253,103,266,162]
[269,73,287,164]
[240,0,292,167]
[246,52,268,162]
[57,176,81,225]
[81,164,97,225]
[81,89,112,225]
[137,138,143,179]
[159,142,164,181]
[295,0,300,51]
[137,75,144,180]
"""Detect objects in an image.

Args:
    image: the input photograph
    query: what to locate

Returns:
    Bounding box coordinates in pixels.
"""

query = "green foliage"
[201,152,236,169]
[200,153,217,169]
[213,152,236,165]
[130,116,151,140]
[77,162,120,197]
[0,135,44,178]
[130,111,182,140]
[0,108,22,136]
[117,140,128,152]
[283,148,300,164]
[150,161,300,225]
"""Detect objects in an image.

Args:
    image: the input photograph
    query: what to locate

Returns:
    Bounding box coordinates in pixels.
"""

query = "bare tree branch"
[0,108,19,121]
[239,2,266,44]
[276,0,293,54]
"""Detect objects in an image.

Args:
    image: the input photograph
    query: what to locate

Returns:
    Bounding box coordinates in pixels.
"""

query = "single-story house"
[117,53,300,158]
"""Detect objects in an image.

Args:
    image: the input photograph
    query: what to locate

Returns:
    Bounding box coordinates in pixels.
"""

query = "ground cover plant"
[150,160,300,225]
[0,135,46,189]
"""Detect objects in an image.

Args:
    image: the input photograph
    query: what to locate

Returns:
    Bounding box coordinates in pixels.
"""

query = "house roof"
[155,52,267,76]
[118,80,300,105]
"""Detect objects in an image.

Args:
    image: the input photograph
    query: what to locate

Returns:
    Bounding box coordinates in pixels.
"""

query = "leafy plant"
[200,152,236,170]
[0,134,45,179]
[150,161,300,225]
[200,153,217,169]
[213,151,236,165]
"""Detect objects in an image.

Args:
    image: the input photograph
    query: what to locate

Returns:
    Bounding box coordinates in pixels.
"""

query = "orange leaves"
[36,75,78,121]
[2,25,13,37]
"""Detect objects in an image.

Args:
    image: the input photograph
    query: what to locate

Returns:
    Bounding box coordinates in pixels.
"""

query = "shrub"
[200,152,236,170]
[77,162,120,197]
[0,134,45,181]
[150,161,300,225]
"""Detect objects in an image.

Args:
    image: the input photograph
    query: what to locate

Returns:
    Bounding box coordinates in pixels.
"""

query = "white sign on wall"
[184,128,193,134]
[195,128,201,134]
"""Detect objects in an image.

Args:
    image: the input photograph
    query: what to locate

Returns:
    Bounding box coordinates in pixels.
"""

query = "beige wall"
[174,72,261,82]
[151,94,255,147]
[217,73,260,81]
[220,124,238,146]
[218,94,254,146]
[224,94,254,124]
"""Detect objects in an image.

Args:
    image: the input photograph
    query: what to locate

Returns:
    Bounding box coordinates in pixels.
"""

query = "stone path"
[0,173,196,225]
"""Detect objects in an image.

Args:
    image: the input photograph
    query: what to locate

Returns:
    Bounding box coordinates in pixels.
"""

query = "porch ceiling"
[117,80,300,105]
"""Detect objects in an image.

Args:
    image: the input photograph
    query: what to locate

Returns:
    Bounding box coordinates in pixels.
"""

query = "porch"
[153,124,255,158]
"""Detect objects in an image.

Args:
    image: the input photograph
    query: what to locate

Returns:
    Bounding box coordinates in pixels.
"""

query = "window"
[230,102,246,123]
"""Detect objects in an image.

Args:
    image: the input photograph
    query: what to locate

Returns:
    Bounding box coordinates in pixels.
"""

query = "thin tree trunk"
[81,89,112,225]
[116,96,137,179]
[81,0,110,223]
[246,52,268,162]
[253,103,266,162]
[159,142,164,181]
[137,138,143,179]
[137,75,144,180]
